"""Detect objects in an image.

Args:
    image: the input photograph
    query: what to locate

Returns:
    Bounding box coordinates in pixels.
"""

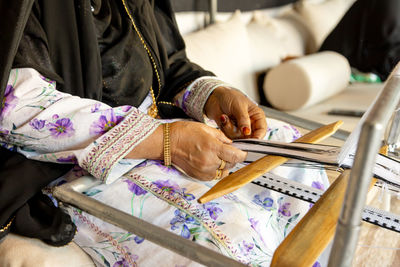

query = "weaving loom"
[2,1,399,265]
[52,63,400,266]
[50,0,400,264]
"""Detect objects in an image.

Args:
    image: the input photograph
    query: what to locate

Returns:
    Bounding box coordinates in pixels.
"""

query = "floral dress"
[0,68,329,266]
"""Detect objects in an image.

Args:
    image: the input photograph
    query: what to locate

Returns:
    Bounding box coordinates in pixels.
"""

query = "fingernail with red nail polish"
[220,115,227,124]
[242,127,251,136]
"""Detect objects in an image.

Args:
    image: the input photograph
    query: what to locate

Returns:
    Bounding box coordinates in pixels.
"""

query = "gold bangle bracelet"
[163,123,171,166]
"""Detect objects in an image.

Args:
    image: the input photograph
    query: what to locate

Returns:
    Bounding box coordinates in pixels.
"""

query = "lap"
[0,118,329,266]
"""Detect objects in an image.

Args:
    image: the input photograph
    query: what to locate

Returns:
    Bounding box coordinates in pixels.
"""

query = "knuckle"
[230,153,240,163]
[226,162,235,169]
[199,165,208,173]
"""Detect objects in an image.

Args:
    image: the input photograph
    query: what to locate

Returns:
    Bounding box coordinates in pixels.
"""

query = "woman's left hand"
[204,86,267,139]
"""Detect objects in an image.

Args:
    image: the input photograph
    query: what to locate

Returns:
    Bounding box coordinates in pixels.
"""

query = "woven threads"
[163,123,171,166]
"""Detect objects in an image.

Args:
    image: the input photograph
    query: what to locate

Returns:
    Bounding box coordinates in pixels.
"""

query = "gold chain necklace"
[121,0,175,118]
[0,216,14,233]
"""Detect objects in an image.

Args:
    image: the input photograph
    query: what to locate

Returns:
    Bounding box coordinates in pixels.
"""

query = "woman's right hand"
[170,121,247,181]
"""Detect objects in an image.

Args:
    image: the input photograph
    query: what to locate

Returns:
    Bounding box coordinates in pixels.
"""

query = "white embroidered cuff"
[78,109,161,183]
[175,77,232,122]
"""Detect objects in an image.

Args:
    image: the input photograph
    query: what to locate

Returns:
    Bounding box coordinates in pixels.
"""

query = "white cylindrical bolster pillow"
[264,51,351,111]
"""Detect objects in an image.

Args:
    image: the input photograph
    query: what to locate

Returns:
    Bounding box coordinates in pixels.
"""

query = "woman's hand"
[127,121,247,181]
[204,87,267,139]
[170,121,247,181]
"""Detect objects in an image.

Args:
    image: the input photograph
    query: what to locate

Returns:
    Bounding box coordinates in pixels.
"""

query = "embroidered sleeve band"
[175,77,232,122]
[78,109,161,182]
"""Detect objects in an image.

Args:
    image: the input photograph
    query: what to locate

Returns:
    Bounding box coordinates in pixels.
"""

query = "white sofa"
[181,0,356,103]
[181,0,383,134]
[0,0,360,266]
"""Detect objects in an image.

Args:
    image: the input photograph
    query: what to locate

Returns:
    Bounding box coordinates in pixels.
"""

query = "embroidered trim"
[73,210,137,266]
[176,77,231,122]
[80,109,161,182]
[126,173,247,263]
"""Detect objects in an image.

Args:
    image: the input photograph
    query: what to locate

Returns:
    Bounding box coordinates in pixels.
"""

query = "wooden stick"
[270,145,388,267]
[198,121,343,204]
[270,170,351,267]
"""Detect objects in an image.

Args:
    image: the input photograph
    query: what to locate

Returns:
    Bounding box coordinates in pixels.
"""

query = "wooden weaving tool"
[198,120,343,204]
[270,145,388,267]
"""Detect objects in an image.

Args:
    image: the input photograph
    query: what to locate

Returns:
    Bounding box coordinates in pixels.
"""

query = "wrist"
[176,77,229,122]
[204,86,228,118]
[126,124,163,160]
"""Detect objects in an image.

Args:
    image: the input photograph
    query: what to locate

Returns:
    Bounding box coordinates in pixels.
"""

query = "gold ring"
[218,159,226,170]
[214,169,222,180]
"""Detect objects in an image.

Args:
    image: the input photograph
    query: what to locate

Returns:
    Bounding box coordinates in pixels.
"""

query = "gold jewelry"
[163,123,171,166]
[122,0,178,117]
[158,101,177,107]
[148,86,159,118]
[214,169,222,180]
[218,159,226,170]
[0,216,15,233]
[122,0,161,116]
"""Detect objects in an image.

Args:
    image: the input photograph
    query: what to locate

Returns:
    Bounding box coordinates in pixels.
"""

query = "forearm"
[125,124,163,160]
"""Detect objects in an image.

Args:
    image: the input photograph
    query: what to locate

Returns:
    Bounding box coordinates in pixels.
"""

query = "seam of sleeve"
[179,76,231,122]
[79,109,161,182]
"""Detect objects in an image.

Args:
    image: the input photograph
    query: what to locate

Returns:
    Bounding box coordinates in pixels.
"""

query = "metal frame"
[328,62,400,266]
[208,0,218,24]
[386,109,400,151]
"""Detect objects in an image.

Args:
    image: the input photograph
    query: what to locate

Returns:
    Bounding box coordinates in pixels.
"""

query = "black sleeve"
[153,0,214,105]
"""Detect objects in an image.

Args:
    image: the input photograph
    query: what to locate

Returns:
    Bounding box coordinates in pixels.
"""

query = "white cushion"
[291,0,356,52]
[247,10,309,73]
[264,51,351,111]
[183,11,259,102]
